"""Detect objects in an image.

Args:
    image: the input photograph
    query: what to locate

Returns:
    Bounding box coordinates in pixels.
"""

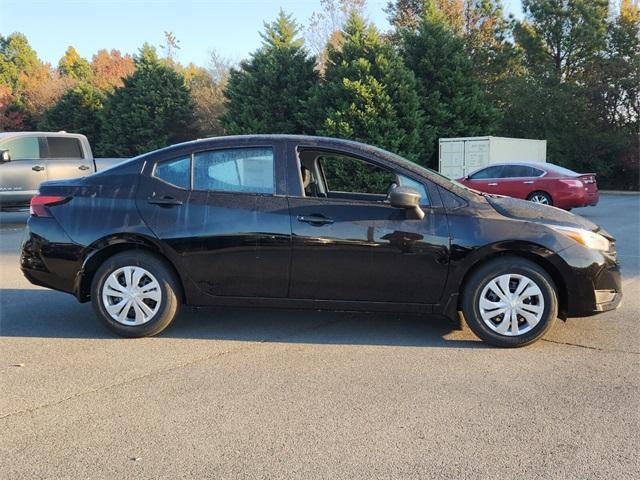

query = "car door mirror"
[389,186,425,220]
[0,150,10,162]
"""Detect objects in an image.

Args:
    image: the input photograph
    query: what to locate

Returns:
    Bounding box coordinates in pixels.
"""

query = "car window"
[469,165,504,179]
[47,137,84,159]
[501,165,533,178]
[154,156,190,189]
[194,147,274,194]
[320,154,396,194]
[1,136,43,160]
[529,167,545,177]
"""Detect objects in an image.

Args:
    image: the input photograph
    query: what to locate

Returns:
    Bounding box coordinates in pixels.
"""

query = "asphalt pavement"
[1,195,639,479]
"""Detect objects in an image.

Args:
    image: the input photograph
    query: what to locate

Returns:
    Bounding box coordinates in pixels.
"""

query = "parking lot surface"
[1,195,639,479]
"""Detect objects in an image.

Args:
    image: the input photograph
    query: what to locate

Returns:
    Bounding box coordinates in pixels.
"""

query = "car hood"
[486,195,612,239]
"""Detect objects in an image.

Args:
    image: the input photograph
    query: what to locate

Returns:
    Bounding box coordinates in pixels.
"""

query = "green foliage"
[98,44,195,157]
[308,12,423,162]
[402,10,499,167]
[58,46,92,81]
[321,154,396,193]
[0,33,40,91]
[39,83,105,146]
[221,10,318,134]
[504,0,640,190]
[516,0,609,80]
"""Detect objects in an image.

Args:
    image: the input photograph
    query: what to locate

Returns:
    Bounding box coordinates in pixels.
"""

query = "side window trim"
[152,155,192,190]
[191,146,276,196]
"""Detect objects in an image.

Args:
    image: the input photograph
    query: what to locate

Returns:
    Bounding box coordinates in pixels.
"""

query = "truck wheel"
[462,257,558,347]
[91,251,181,337]
[527,191,553,206]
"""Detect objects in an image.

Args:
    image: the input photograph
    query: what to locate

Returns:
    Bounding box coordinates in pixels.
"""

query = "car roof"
[468,162,580,177]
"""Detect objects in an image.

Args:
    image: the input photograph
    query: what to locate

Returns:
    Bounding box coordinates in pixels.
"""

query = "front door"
[288,149,450,304]
[136,146,291,299]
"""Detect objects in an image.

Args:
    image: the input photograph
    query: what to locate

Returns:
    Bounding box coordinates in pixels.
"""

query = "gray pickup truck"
[0,131,126,211]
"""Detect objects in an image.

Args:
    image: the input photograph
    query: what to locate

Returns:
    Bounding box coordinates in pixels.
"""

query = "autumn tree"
[306,0,367,68]
[221,10,318,134]
[90,49,135,90]
[186,50,231,136]
[58,46,93,81]
[98,44,196,156]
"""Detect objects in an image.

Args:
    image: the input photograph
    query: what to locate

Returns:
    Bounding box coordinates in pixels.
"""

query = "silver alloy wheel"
[478,273,545,336]
[101,266,162,326]
[529,193,550,205]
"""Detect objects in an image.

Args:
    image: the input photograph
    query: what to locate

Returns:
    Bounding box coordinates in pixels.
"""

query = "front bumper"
[557,244,622,317]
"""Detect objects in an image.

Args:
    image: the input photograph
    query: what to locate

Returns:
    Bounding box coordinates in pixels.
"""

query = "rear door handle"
[32,165,45,172]
[297,214,334,226]
[487,182,498,186]
[78,165,91,171]
[148,196,183,207]
[523,181,534,184]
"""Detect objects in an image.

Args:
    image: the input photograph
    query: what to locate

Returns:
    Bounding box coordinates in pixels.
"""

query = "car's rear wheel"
[462,257,558,347]
[91,251,181,337]
[527,191,553,206]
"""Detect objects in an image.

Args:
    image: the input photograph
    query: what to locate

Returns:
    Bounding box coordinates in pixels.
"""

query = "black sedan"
[21,135,622,347]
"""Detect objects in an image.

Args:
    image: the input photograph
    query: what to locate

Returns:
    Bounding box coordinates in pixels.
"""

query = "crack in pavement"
[542,338,640,355]
[0,318,340,421]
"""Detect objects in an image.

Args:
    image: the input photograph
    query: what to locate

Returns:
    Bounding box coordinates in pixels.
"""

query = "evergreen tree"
[39,83,105,147]
[308,12,423,162]
[402,7,499,166]
[98,44,195,156]
[221,10,318,134]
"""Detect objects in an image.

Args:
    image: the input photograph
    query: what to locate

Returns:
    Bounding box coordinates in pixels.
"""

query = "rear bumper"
[20,216,84,297]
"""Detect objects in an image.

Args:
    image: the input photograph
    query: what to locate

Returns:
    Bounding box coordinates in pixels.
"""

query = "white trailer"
[438,136,547,179]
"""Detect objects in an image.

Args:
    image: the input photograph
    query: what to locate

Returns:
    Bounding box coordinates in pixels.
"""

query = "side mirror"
[389,186,425,220]
[0,150,10,162]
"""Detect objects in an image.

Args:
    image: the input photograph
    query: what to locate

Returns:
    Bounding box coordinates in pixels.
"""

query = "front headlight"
[550,225,610,251]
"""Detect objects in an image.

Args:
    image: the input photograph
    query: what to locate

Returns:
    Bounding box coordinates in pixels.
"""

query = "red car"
[457,162,599,210]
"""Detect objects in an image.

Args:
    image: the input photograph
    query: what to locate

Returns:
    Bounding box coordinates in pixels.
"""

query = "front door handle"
[32,165,45,172]
[78,165,91,171]
[148,196,183,207]
[297,214,334,226]
[487,182,498,186]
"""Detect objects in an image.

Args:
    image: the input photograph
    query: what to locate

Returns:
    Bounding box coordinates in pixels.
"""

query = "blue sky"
[1,0,523,67]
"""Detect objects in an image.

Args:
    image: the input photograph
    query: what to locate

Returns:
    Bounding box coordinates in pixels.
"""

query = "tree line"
[1,0,638,189]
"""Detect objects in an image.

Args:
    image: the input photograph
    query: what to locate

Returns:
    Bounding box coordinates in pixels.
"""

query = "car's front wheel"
[462,257,558,347]
[91,251,181,337]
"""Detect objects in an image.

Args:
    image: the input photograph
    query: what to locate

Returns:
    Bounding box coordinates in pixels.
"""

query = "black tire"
[91,251,181,337]
[462,257,558,347]
[527,191,553,206]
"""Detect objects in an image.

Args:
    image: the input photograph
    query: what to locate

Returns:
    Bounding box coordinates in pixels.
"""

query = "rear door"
[44,136,93,181]
[496,165,539,199]
[287,146,450,305]
[0,135,47,206]
[136,143,292,299]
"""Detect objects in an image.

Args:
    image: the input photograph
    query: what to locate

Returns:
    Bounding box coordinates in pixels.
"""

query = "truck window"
[0,136,43,160]
[46,137,84,159]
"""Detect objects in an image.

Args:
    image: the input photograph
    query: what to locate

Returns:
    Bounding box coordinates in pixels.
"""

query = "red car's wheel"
[527,191,553,206]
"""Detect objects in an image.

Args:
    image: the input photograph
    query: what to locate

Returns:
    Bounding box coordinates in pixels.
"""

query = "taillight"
[30,195,69,217]
[581,175,596,184]
[559,179,584,188]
